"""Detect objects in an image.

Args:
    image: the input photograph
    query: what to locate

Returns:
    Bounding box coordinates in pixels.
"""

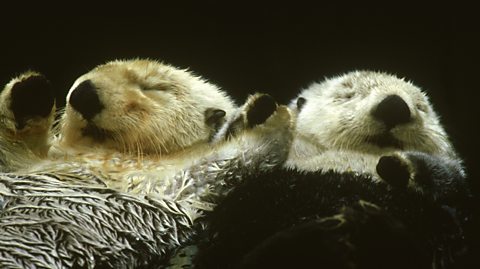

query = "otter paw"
[214,93,278,141]
[376,154,412,188]
[246,94,277,128]
[9,73,54,130]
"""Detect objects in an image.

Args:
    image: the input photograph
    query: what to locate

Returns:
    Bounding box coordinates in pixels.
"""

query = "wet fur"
[0,62,295,268]
[194,71,472,269]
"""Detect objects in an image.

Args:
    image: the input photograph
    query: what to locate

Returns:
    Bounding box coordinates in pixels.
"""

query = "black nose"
[69,80,103,121]
[372,94,411,129]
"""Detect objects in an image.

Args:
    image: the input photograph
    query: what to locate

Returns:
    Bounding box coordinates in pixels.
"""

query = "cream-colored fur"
[53,59,236,156]
[0,71,55,172]
[1,60,294,216]
[286,70,457,181]
[1,60,235,173]
[0,63,295,267]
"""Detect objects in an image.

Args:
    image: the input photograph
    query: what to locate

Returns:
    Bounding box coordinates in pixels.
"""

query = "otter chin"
[366,132,404,149]
[81,124,115,142]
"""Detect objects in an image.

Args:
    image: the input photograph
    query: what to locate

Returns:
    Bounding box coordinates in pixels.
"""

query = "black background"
[1,2,478,196]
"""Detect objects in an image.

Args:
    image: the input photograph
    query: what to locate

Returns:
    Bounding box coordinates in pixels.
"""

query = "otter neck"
[285,133,327,169]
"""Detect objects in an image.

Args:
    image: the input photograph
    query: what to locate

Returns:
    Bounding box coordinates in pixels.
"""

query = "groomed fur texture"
[194,71,472,269]
[3,59,240,196]
[0,62,295,268]
[31,60,291,205]
[0,95,293,268]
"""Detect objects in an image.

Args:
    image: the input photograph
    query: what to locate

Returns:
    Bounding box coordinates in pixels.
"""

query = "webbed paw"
[376,153,413,188]
[212,93,280,141]
[1,72,55,130]
[246,94,277,128]
[0,72,55,158]
[377,151,468,203]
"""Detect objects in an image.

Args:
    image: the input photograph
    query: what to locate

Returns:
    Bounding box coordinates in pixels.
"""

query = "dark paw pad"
[376,155,410,188]
[10,74,54,129]
[246,94,277,128]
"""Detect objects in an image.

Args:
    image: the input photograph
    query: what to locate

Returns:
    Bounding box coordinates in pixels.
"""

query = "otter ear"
[205,108,226,128]
[296,97,306,111]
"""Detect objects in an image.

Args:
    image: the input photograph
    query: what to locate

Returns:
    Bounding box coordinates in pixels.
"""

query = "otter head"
[292,71,455,157]
[58,59,235,156]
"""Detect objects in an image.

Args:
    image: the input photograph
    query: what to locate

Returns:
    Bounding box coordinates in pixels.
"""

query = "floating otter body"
[194,71,471,269]
[0,60,294,268]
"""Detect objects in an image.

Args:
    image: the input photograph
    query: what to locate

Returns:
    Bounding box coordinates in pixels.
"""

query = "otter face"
[293,71,454,156]
[59,59,235,155]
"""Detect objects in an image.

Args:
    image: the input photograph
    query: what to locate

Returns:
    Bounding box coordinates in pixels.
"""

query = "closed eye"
[336,91,356,100]
[139,82,168,91]
[344,92,355,99]
[138,83,150,91]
